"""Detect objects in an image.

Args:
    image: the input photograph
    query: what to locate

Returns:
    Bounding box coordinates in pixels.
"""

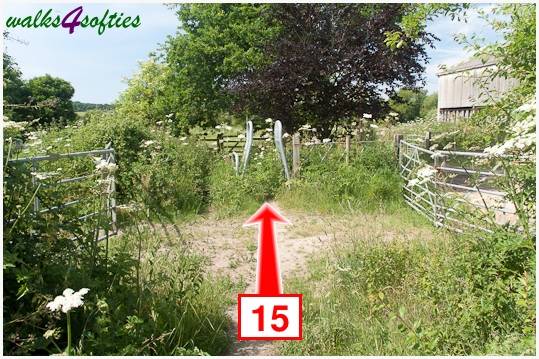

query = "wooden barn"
[437,57,519,122]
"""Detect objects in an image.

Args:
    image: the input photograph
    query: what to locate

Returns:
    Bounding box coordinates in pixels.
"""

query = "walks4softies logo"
[5,6,141,35]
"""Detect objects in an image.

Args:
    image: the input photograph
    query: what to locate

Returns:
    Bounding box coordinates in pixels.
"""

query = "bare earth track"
[178,202,439,355]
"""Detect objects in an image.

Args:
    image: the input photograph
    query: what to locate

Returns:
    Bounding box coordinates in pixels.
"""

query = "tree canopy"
[162,3,434,133]
[26,75,76,124]
[230,4,434,133]
[3,53,77,125]
[163,4,278,131]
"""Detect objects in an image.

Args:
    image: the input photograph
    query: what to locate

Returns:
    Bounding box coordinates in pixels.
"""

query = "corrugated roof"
[437,56,498,76]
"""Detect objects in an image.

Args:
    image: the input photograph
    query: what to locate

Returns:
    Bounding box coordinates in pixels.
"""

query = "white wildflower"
[265,128,273,132]
[408,178,420,187]
[2,121,26,130]
[179,136,187,141]
[166,113,174,118]
[31,172,58,180]
[142,140,155,147]
[282,133,290,138]
[362,113,373,119]
[156,121,163,126]
[265,118,273,123]
[322,138,331,144]
[237,134,245,139]
[46,288,89,313]
[95,159,118,173]
[442,142,455,150]
[416,165,437,179]
[369,124,378,129]
[516,99,535,113]
[215,125,222,130]
[389,112,399,117]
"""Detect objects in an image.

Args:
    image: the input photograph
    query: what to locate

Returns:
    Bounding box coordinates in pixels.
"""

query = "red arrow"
[244,202,289,295]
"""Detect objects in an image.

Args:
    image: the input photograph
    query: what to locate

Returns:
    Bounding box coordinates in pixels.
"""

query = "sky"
[3,2,503,104]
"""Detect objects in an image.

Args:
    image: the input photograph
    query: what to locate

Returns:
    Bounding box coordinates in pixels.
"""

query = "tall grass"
[277,143,403,214]
[281,227,535,355]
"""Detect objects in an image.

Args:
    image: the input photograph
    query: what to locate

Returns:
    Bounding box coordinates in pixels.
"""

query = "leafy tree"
[471,4,535,95]
[230,4,434,133]
[388,88,427,123]
[384,3,469,49]
[420,92,438,119]
[26,75,76,125]
[163,4,279,131]
[72,101,113,112]
[3,53,30,121]
[388,89,438,122]
[114,60,175,127]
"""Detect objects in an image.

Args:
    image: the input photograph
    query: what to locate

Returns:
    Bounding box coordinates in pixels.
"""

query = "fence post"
[109,152,117,235]
[345,134,351,165]
[394,134,403,168]
[292,132,301,177]
[431,150,445,228]
[424,131,432,150]
[31,161,40,214]
[216,133,223,152]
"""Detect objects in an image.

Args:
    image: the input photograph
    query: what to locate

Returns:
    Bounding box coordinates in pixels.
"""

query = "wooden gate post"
[31,161,40,214]
[394,134,403,168]
[345,134,351,165]
[216,133,223,152]
[424,131,432,150]
[292,132,301,177]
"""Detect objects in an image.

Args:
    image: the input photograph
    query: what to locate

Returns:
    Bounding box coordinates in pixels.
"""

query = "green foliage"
[3,53,30,121]
[26,75,76,125]
[209,148,284,216]
[163,3,278,131]
[114,60,178,131]
[385,3,469,48]
[282,228,535,355]
[3,122,233,354]
[3,208,234,355]
[419,92,437,119]
[3,51,77,126]
[72,101,113,112]
[388,88,427,123]
[278,143,403,213]
[39,111,214,216]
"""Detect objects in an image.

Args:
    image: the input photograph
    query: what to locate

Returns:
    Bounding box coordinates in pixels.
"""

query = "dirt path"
[178,203,439,355]
[181,203,336,355]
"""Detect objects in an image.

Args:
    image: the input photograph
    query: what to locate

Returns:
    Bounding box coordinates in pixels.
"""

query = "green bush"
[278,143,403,213]
[38,111,214,217]
[3,191,234,355]
[3,119,232,355]
[282,228,535,355]
[209,148,284,216]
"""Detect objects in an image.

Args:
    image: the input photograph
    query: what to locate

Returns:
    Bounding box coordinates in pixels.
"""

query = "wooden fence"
[5,145,118,243]
[397,137,515,233]
[204,131,376,177]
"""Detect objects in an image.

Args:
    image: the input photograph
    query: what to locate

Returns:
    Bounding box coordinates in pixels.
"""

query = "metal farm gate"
[5,144,118,243]
[398,139,516,233]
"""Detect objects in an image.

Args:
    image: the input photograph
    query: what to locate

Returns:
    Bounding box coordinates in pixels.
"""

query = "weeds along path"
[177,202,436,355]
[180,202,335,355]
